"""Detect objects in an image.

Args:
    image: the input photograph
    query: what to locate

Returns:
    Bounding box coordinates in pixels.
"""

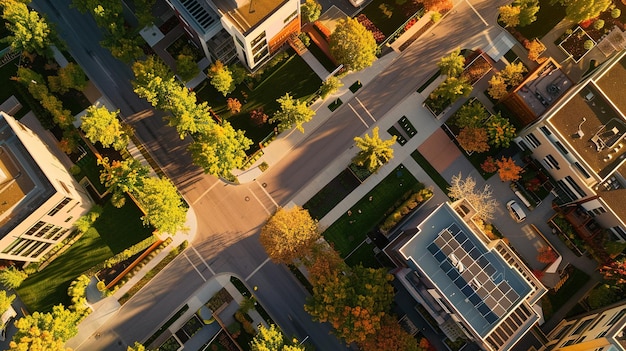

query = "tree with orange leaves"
[496,156,523,181]
[420,0,454,12]
[359,315,420,351]
[457,127,490,153]
[537,246,558,264]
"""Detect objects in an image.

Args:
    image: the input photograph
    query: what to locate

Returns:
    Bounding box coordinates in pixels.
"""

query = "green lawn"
[75,151,107,194]
[344,241,381,268]
[515,0,566,40]
[17,199,154,313]
[195,53,321,153]
[546,267,590,320]
[322,164,418,257]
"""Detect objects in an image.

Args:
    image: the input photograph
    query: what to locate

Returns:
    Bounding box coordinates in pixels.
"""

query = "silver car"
[507,200,527,223]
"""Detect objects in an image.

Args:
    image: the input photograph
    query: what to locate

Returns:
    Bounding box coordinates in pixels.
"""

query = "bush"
[70,165,81,175]
[259,162,269,172]
[584,40,595,50]
[611,8,621,18]
[431,12,442,22]
[96,280,107,291]
[379,188,433,233]
[593,19,605,30]
[298,32,311,47]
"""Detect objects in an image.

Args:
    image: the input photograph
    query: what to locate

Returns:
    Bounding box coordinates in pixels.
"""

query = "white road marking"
[183,253,207,282]
[348,103,369,128]
[190,246,215,276]
[249,188,272,215]
[255,180,279,208]
[191,180,220,205]
[465,0,488,26]
[245,257,271,281]
[355,97,376,122]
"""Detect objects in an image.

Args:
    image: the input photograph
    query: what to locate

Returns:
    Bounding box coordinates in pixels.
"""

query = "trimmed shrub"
[584,40,595,50]
[379,188,434,233]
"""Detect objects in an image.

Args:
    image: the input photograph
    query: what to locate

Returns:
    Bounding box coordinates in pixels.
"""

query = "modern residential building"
[165,0,300,70]
[0,112,91,263]
[386,200,547,351]
[542,299,626,350]
[514,50,626,241]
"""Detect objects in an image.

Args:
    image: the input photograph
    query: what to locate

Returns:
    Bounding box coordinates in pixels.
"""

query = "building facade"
[514,51,626,241]
[165,0,300,70]
[0,112,91,263]
[386,200,547,351]
[543,300,626,350]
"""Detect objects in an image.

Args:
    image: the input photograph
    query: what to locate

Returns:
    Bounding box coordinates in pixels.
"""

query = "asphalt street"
[32,0,513,349]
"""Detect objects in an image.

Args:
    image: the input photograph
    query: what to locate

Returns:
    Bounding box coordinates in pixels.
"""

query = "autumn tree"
[329,17,377,72]
[305,265,395,344]
[499,4,521,27]
[438,48,465,78]
[81,105,129,150]
[12,305,81,345]
[250,324,305,351]
[0,266,27,289]
[453,100,488,129]
[188,122,252,177]
[500,62,527,87]
[306,242,345,278]
[98,157,149,208]
[487,74,508,100]
[600,257,626,285]
[208,60,234,96]
[496,156,523,182]
[481,156,498,173]
[421,0,454,12]
[360,315,420,351]
[352,126,396,173]
[250,108,268,126]
[448,173,499,220]
[486,113,516,148]
[48,63,87,94]
[1,0,55,56]
[260,206,319,264]
[0,290,15,316]
[301,0,322,23]
[319,76,344,99]
[565,0,611,23]
[457,127,489,153]
[516,0,540,26]
[525,39,546,62]
[270,93,315,132]
[135,177,188,234]
[227,97,242,114]
[537,246,558,264]
[176,53,199,82]
[8,327,69,351]
[431,77,472,103]
[132,56,174,89]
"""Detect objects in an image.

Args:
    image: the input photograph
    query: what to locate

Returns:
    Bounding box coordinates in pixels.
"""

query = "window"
[284,10,297,23]
[2,238,23,254]
[59,181,71,194]
[25,221,45,236]
[557,179,578,200]
[45,227,61,239]
[555,141,569,155]
[574,162,591,179]
[606,308,626,327]
[572,319,593,334]
[23,242,44,257]
[64,216,73,223]
[52,229,69,241]
[13,239,35,255]
[525,133,541,148]
[545,155,560,170]
[34,224,54,237]
[32,243,51,257]
[611,226,626,240]
[588,207,606,217]
[48,197,71,216]
[565,176,587,198]
[589,315,605,330]
[250,31,266,48]
[235,36,244,48]
[540,126,552,136]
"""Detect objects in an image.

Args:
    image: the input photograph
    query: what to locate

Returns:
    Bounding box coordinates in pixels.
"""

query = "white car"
[507,200,527,223]
[349,0,366,7]
[0,305,16,341]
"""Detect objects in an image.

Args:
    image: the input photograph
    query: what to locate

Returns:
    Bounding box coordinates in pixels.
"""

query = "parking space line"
[191,180,220,205]
[348,103,369,128]
[183,253,207,282]
[249,188,271,215]
[190,246,215,276]
[255,180,279,209]
[245,257,270,281]
[355,97,376,122]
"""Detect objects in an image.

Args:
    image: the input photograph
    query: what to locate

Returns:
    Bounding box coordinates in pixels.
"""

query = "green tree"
[499,5,521,27]
[134,0,156,27]
[13,304,81,343]
[136,177,188,235]
[565,0,611,23]
[208,60,234,96]
[8,326,69,351]
[48,63,88,94]
[188,122,252,177]
[587,284,621,309]
[0,267,27,289]
[250,324,306,351]
[437,48,465,77]
[98,157,149,208]
[127,342,146,351]
[81,105,129,150]
[486,113,516,148]
[305,265,395,344]
[431,77,472,103]
[329,17,377,72]
[260,206,319,264]
[352,126,396,173]
[516,0,540,26]
[453,100,488,129]
[270,93,315,132]
[176,53,199,82]
[1,0,54,56]
[0,290,15,316]
[132,56,174,89]
[229,63,248,86]
[105,36,145,63]
[499,61,527,88]
[301,0,322,23]
[319,76,344,99]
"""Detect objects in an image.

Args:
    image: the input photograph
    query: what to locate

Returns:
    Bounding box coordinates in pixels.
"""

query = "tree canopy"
[565,0,611,23]
[48,63,87,94]
[453,100,488,129]
[81,105,129,151]
[329,17,377,72]
[270,93,315,133]
[12,305,81,345]
[457,127,490,153]
[448,173,498,220]
[260,206,319,264]
[98,157,149,208]
[352,126,396,173]
[208,60,234,96]
[135,177,188,235]
[250,324,306,351]
[431,77,472,103]
[188,122,252,177]
[486,113,516,148]
[438,48,465,78]
[0,290,15,316]
[301,0,321,23]
[1,0,54,56]
[0,266,27,289]
[496,157,523,182]
[360,315,420,351]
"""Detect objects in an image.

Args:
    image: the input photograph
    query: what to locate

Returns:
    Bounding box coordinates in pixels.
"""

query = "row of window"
[23,221,69,240]
[552,308,626,346]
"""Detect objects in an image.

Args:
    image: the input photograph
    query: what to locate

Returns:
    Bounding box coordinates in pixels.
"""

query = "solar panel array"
[427,224,520,324]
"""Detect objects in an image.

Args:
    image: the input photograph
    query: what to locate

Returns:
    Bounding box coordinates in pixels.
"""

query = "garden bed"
[360,0,423,36]
[303,168,361,220]
[461,52,493,85]
[558,27,594,63]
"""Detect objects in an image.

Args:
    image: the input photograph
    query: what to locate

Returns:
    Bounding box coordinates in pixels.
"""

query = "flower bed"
[461,52,493,85]
[379,188,433,235]
[356,14,386,44]
[558,27,595,62]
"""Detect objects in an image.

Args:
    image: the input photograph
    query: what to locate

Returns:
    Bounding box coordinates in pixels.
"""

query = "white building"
[544,300,626,350]
[514,50,626,241]
[165,0,300,70]
[386,200,547,351]
[0,112,91,262]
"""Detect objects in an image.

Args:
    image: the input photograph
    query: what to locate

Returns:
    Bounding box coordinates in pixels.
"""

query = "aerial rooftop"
[211,0,288,35]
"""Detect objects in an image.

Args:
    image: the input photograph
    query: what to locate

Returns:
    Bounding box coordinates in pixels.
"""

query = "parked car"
[507,200,527,223]
[0,305,16,341]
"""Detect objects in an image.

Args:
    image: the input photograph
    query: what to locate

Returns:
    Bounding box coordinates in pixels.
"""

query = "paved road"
[33,0,513,349]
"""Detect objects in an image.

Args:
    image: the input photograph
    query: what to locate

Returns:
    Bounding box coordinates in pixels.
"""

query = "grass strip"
[410,150,451,195]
